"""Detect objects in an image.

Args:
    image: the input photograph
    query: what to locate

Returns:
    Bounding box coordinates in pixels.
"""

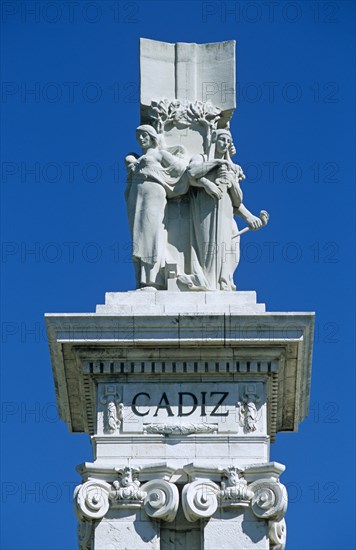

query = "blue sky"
[1,1,355,549]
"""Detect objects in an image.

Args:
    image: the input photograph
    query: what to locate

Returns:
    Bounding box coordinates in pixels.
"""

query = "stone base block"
[95,290,266,315]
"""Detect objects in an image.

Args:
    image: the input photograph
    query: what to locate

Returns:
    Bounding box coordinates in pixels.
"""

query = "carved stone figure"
[238,383,261,432]
[179,128,262,290]
[125,124,189,289]
[100,385,123,434]
[125,125,266,291]
[124,38,269,291]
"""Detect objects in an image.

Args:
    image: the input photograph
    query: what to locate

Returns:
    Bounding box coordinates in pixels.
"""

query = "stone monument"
[46,39,314,550]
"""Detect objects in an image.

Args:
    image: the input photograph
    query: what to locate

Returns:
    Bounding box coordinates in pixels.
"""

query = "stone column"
[46,290,313,549]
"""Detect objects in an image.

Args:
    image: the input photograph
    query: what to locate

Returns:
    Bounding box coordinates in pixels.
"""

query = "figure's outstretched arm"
[235,204,263,230]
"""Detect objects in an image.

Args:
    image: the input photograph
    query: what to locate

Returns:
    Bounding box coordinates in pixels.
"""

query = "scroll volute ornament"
[249,479,288,521]
[182,479,220,522]
[74,480,111,520]
[141,479,179,522]
[269,518,287,550]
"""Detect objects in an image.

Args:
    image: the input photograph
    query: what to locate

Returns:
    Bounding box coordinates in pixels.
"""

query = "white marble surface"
[140,38,236,113]
[96,290,266,314]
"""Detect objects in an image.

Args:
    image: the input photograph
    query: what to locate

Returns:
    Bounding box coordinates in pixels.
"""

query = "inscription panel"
[97,381,266,436]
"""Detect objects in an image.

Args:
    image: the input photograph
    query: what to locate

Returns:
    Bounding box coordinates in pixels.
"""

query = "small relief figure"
[244,401,258,432]
[237,384,261,433]
[105,398,124,433]
[100,388,124,434]
[125,124,189,290]
[179,128,264,291]
[106,398,118,432]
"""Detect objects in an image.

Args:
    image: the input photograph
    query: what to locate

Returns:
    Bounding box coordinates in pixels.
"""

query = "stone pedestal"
[46,291,313,550]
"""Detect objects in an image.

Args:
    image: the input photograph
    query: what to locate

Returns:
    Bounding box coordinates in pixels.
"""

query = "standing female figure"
[125,125,188,289]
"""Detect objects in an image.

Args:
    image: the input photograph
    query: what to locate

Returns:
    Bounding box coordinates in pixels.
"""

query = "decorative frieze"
[46,305,314,439]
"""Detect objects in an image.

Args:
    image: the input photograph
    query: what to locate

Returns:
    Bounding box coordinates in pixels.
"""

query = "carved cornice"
[46,308,314,438]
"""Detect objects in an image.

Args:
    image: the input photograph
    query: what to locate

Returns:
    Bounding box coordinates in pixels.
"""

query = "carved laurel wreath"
[148,98,222,152]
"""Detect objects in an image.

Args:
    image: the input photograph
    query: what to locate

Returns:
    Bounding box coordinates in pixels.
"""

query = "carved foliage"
[181,468,288,530]
[149,98,221,131]
[219,466,254,507]
[148,98,222,152]
[110,467,146,506]
[144,423,217,435]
